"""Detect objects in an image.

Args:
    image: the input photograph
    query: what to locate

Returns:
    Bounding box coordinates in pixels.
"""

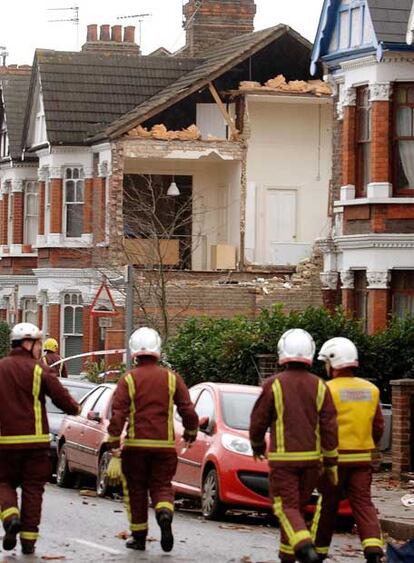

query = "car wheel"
[56,444,75,488]
[201,468,226,520]
[96,451,112,497]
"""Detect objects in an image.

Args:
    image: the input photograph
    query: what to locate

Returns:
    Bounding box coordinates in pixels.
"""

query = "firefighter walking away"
[107,327,199,553]
[0,323,80,554]
[42,337,68,378]
[249,329,338,563]
[313,337,385,563]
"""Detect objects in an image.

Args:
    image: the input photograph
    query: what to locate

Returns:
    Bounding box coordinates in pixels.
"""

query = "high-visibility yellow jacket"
[327,374,384,465]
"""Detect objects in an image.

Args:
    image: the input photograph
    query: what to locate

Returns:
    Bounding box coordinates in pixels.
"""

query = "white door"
[265,189,296,264]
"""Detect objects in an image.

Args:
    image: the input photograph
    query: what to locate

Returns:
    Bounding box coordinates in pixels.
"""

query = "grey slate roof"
[367,0,412,44]
[100,24,310,140]
[0,70,31,159]
[25,51,200,146]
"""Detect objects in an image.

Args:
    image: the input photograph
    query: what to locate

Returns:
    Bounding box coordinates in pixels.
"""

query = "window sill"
[334,197,414,207]
[36,233,93,248]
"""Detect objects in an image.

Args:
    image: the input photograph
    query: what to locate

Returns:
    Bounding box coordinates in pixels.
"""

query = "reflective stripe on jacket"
[108,364,199,452]
[327,375,384,465]
[43,352,68,378]
[0,348,79,448]
[250,369,338,466]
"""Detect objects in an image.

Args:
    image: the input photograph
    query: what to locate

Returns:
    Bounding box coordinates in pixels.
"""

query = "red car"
[56,383,116,496]
[173,382,352,520]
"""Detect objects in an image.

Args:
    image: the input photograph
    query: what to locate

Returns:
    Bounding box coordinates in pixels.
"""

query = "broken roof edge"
[89,23,305,143]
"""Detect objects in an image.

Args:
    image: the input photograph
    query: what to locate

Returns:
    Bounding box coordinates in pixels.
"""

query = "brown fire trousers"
[313,465,383,559]
[270,464,320,562]
[121,450,178,535]
[0,449,51,547]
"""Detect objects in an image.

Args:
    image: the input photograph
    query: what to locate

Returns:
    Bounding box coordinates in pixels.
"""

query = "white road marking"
[70,538,122,555]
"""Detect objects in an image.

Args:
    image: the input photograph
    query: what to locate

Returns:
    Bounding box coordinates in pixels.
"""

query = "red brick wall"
[50,179,63,233]
[367,289,388,334]
[37,248,92,269]
[93,177,106,243]
[342,288,355,317]
[48,304,60,341]
[12,192,23,245]
[38,181,45,236]
[371,101,391,183]
[342,106,356,187]
[391,381,414,477]
[83,178,93,234]
[1,194,8,245]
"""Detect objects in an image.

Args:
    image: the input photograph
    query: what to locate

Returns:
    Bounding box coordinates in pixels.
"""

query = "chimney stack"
[182,0,256,56]
[100,24,111,41]
[124,26,135,43]
[82,23,141,55]
[111,25,122,42]
[86,24,98,42]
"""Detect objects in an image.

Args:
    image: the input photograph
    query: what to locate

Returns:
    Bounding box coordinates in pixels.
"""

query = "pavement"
[372,473,414,542]
[0,484,363,563]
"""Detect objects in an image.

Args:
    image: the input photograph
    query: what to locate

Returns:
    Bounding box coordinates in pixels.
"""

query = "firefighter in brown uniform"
[42,338,68,378]
[314,337,384,563]
[250,329,338,563]
[108,327,199,553]
[0,323,80,555]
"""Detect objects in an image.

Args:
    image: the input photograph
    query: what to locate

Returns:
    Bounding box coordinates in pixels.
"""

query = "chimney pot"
[124,26,136,43]
[100,24,111,41]
[87,24,98,42]
[111,25,122,42]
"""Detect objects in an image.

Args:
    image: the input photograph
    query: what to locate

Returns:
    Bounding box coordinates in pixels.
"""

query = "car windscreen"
[46,385,93,414]
[221,392,259,431]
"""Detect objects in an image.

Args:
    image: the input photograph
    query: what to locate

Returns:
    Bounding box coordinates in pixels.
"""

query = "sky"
[1,0,324,65]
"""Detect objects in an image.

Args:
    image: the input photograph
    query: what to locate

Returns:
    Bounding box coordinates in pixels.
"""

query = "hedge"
[165,306,411,402]
[0,322,10,359]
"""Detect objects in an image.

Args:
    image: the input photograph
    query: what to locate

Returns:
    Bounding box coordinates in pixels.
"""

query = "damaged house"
[0,0,333,372]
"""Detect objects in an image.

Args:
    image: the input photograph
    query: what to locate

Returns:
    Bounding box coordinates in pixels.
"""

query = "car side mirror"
[87,411,101,423]
[199,416,210,432]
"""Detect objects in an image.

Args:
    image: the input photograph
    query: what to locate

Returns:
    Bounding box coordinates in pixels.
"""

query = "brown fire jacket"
[108,364,199,452]
[0,348,80,449]
[250,369,338,467]
[43,352,68,378]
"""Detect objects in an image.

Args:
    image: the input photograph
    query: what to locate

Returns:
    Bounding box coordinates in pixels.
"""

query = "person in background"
[43,338,68,378]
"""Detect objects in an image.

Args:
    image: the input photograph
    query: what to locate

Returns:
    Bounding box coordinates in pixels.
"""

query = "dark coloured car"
[46,379,96,471]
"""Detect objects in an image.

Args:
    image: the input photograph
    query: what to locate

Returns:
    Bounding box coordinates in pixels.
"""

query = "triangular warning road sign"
[90,282,118,316]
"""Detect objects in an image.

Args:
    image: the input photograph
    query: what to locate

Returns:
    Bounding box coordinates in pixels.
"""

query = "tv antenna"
[47,5,80,49]
[116,13,151,44]
[0,46,8,67]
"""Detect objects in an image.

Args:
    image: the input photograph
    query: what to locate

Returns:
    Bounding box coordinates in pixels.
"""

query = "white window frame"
[24,181,38,246]
[61,293,83,371]
[64,167,84,238]
[0,116,9,159]
[34,93,46,146]
[22,297,37,325]
[45,178,51,235]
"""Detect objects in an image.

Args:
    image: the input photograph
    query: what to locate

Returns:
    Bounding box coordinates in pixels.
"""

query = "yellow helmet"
[44,338,59,353]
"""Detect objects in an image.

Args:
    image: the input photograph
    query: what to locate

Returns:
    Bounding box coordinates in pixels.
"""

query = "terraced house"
[313,0,414,333]
[0,0,334,373]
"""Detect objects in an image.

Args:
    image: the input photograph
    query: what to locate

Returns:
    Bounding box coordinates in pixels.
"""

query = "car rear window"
[46,384,94,414]
[221,392,259,431]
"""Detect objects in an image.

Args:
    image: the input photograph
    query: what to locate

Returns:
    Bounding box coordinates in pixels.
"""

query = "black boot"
[3,516,21,551]
[126,532,146,551]
[21,541,36,555]
[366,553,383,563]
[157,509,174,553]
[296,544,320,563]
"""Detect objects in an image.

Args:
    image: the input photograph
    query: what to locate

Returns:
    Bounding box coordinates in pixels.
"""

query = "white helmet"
[11,322,42,342]
[277,328,315,366]
[129,327,162,359]
[318,337,359,369]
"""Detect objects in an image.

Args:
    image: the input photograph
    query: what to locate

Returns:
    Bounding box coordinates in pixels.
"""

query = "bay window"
[22,298,37,325]
[394,84,414,193]
[24,181,38,246]
[64,167,84,237]
[356,86,371,197]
